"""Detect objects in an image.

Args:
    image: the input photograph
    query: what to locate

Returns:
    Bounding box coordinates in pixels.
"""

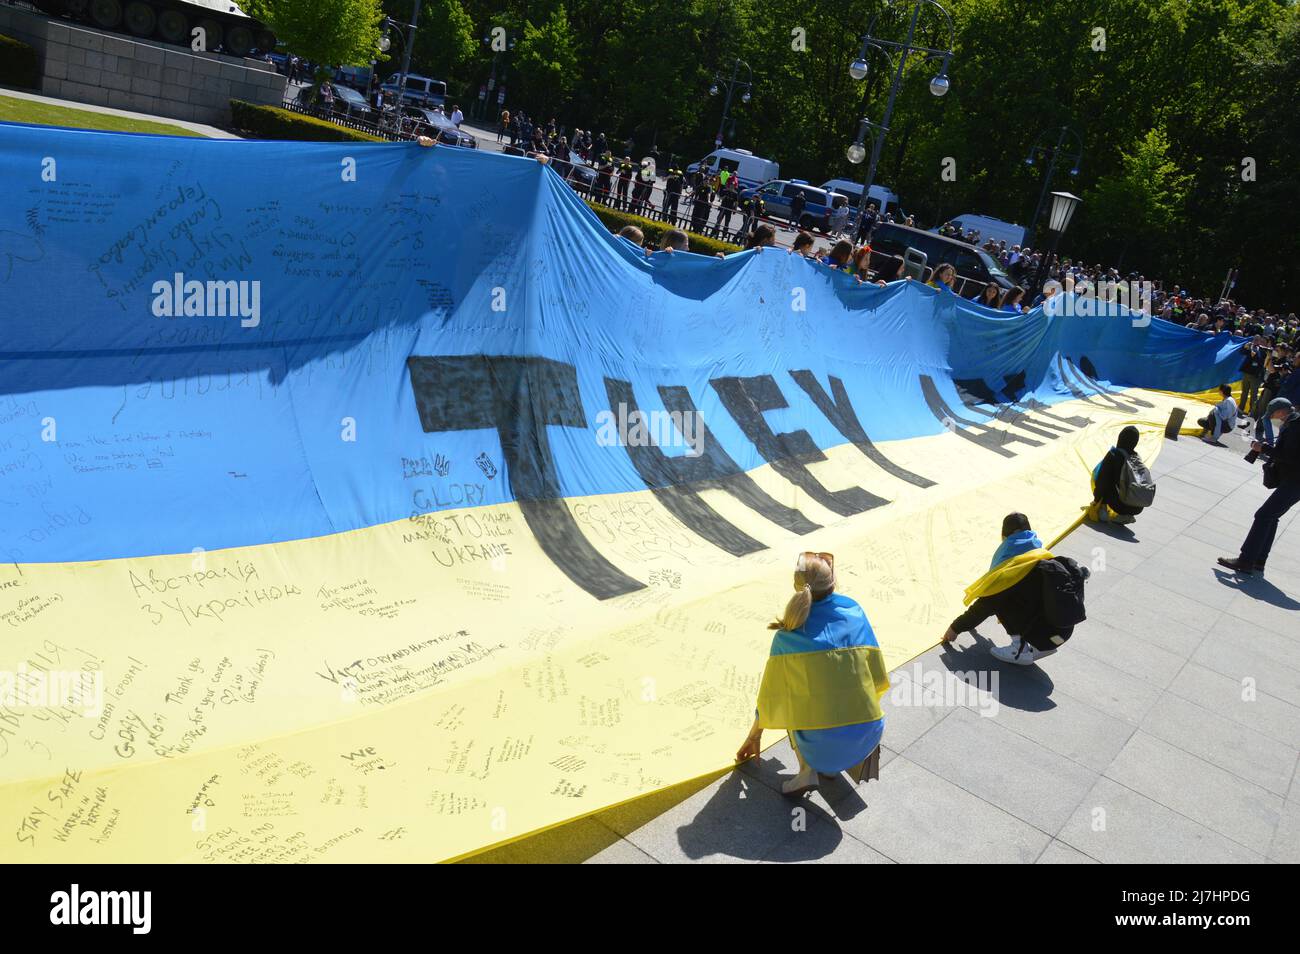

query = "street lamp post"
[394,0,421,108]
[709,58,752,149]
[481,29,517,120]
[1030,190,1082,305]
[1023,126,1083,248]
[846,0,954,230]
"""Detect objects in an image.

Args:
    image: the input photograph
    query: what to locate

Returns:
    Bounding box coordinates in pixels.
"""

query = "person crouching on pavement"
[1087,425,1153,525]
[941,513,1080,665]
[1197,384,1238,443]
[735,552,889,798]
[1219,398,1300,576]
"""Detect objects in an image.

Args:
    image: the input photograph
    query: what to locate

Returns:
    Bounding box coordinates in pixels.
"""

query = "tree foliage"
[243,0,385,70]
[511,4,579,119]
[261,0,1300,307]
[380,0,477,80]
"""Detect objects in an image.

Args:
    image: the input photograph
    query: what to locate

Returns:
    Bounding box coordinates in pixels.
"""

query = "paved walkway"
[467,416,1299,863]
[0,86,239,138]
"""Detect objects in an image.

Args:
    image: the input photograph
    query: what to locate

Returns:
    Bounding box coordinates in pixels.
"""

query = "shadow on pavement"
[1213,568,1300,609]
[940,629,1057,713]
[1086,521,1139,543]
[674,770,842,862]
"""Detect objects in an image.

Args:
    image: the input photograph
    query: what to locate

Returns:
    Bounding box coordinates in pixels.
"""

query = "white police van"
[687,148,779,188]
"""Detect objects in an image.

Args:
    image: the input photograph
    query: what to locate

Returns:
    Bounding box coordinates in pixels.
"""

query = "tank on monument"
[33,0,276,59]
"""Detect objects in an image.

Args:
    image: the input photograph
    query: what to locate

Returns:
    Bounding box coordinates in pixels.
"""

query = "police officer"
[689,177,713,234]
[615,160,633,211]
[632,165,653,217]
[714,177,739,237]
[663,168,684,226]
[737,192,766,244]
[594,153,614,206]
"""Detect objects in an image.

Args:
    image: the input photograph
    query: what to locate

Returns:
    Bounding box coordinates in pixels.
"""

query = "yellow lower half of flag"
[0,389,1191,862]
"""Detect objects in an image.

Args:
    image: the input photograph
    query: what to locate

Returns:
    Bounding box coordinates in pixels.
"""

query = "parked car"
[554,152,597,193]
[296,84,371,120]
[868,223,1013,293]
[401,107,477,147]
[940,213,1027,248]
[740,179,840,231]
[381,73,448,108]
[263,52,289,74]
[686,147,779,188]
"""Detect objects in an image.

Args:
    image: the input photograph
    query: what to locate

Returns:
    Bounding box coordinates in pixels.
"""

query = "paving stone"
[760,812,895,864]
[1069,618,1189,689]
[1018,648,1161,727]
[1059,777,1263,864]
[877,658,962,751]
[1104,732,1282,855]
[1193,617,1300,708]
[1220,583,1300,635]
[610,771,820,863]
[1166,662,1300,749]
[1126,547,1241,611]
[1036,839,1099,863]
[834,756,1050,863]
[1139,693,1297,796]
[1268,798,1300,863]
[903,706,1099,832]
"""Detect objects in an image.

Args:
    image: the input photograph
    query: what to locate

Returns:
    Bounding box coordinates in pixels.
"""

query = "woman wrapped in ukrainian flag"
[735,552,890,798]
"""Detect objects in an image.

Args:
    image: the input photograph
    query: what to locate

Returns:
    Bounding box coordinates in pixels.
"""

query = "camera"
[1244,448,1260,464]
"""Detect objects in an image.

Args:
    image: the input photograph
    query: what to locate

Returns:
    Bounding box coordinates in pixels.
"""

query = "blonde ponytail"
[768,552,835,631]
[770,584,813,631]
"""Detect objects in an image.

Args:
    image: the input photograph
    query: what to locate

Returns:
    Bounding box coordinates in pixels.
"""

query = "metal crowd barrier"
[278,100,415,142]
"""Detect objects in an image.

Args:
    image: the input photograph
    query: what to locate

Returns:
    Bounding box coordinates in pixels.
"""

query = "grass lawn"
[0,93,207,137]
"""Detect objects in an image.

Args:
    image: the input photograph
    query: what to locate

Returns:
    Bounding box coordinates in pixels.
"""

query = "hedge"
[586,202,741,256]
[228,100,385,143]
[0,34,40,91]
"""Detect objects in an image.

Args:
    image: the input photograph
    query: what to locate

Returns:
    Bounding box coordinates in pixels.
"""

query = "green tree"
[244,0,385,71]
[380,0,476,82]
[511,4,579,119]
[1083,128,1191,273]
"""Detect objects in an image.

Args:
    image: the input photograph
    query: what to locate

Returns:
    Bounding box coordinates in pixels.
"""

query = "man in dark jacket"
[1219,398,1300,575]
[1239,337,1267,417]
[854,201,878,245]
[663,169,684,226]
[941,513,1077,665]
[788,189,807,229]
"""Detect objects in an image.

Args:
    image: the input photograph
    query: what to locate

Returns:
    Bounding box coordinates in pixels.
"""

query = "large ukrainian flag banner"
[0,125,1241,862]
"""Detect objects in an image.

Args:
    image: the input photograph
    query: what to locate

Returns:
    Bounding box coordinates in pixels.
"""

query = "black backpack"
[1039,556,1090,630]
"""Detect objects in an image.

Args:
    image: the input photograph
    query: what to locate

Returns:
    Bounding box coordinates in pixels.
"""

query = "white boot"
[781,763,819,797]
[781,740,820,797]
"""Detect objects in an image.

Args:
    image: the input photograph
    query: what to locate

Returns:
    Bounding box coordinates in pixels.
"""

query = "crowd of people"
[936,222,1300,346]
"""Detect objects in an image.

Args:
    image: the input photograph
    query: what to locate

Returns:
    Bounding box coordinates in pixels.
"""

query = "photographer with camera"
[1218,398,1300,576]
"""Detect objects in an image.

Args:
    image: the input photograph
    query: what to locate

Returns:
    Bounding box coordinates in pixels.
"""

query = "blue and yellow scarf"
[963,530,1053,605]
